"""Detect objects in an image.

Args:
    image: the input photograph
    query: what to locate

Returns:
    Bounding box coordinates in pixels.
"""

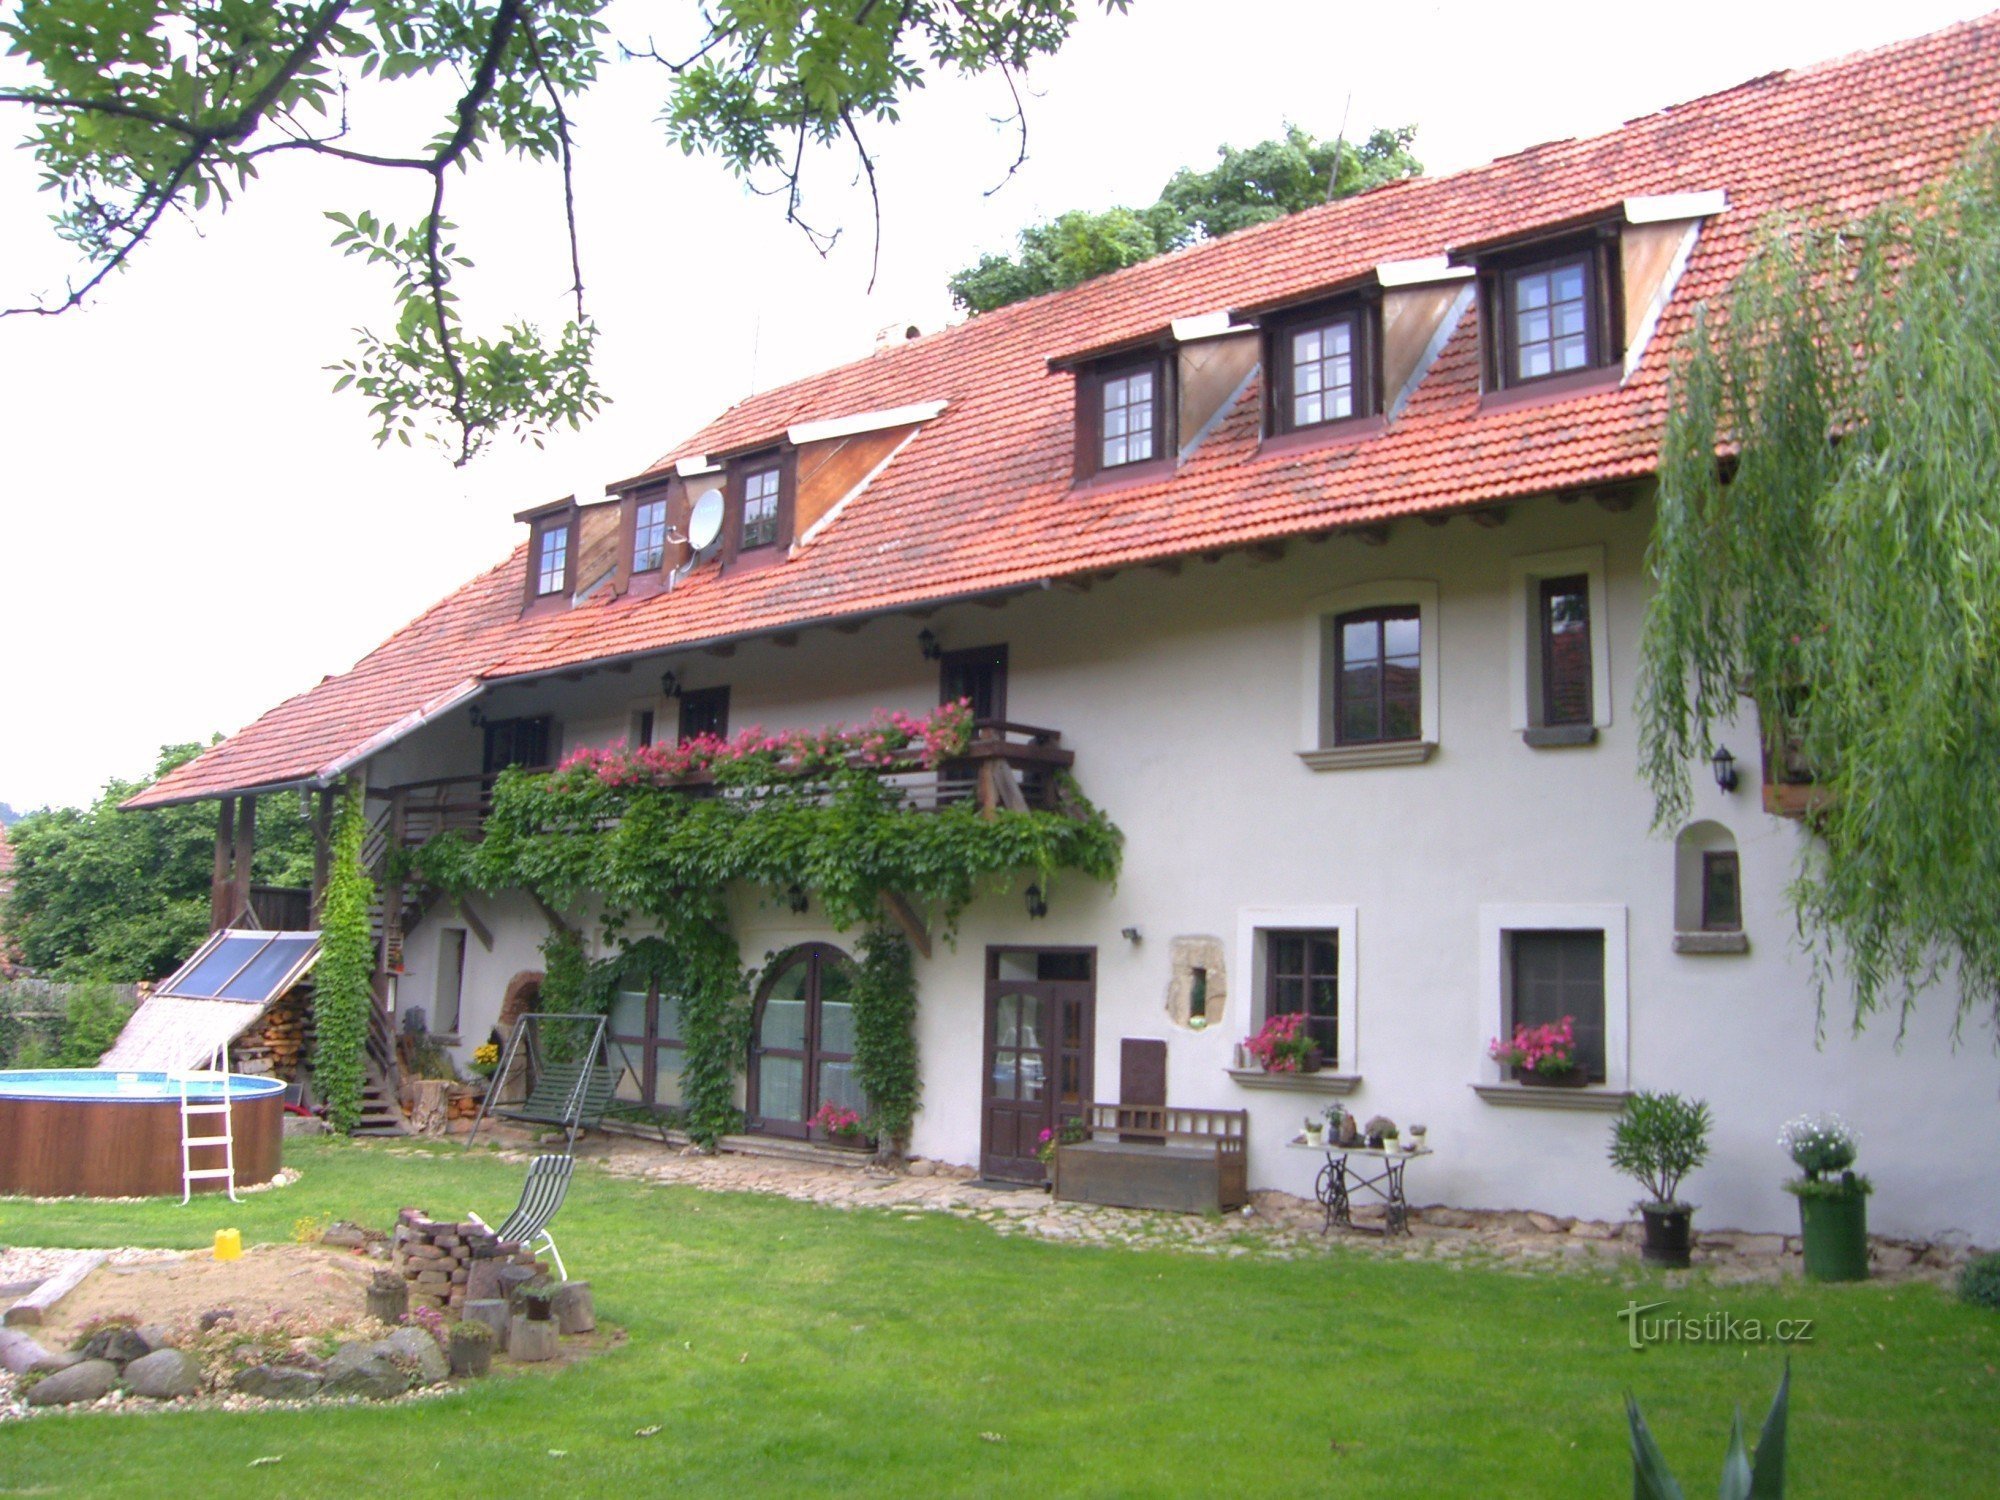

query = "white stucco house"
[130,17,2000,1244]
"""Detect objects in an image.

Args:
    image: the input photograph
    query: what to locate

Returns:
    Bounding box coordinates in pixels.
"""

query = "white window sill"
[1673,931,1749,955]
[1297,741,1436,772]
[1522,724,1598,749]
[1471,1082,1628,1112]
[1227,1068,1362,1095]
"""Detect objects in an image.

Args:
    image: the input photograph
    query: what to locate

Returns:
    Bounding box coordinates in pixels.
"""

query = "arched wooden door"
[748,944,862,1138]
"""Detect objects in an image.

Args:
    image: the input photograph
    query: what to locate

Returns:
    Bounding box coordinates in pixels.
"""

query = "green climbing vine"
[851,925,920,1155]
[311,782,374,1134]
[406,715,1122,1148]
[1638,139,2000,1034]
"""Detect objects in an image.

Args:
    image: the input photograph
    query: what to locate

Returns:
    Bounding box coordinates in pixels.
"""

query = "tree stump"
[550,1282,595,1335]
[410,1079,452,1137]
[448,1322,493,1378]
[365,1270,409,1325]
[497,1264,544,1309]
[463,1299,510,1352]
[508,1314,558,1363]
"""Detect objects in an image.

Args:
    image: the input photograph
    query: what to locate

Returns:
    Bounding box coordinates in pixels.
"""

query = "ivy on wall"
[408,749,1121,1150]
[311,783,375,1133]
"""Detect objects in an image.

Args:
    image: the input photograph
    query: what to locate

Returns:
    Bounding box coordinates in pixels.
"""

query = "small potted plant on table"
[1608,1091,1712,1268]
[1780,1112,1872,1282]
[810,1102,866,1147]
[1489,1016,1584,1086]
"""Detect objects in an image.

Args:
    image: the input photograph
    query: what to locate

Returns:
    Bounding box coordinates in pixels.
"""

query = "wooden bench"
[1053,1104,1249,1214]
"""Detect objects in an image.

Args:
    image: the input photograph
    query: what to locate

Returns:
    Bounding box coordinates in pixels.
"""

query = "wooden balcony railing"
[369,721,1076,851]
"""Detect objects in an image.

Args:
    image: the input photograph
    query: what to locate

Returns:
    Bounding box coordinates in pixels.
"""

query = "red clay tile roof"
[128,14,2000,809]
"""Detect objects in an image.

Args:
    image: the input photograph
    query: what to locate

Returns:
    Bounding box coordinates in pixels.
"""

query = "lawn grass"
[2,1138,1994,1497]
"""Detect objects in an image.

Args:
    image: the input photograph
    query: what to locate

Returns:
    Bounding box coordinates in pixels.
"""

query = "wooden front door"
[981,947,1094,1183]
[749,944,861,1138]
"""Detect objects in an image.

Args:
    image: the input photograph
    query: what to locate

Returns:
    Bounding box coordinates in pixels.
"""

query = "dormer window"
[1478,234,1622,394]
[721,451,795,570]
[741,464,781,550]
[632,497,667,573]
[533,518,570,597]
[1074,353,1173,483]
[1268,300,1379,437]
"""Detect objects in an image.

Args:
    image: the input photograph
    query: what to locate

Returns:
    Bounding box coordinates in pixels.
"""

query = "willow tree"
[1638,141,2000,1037]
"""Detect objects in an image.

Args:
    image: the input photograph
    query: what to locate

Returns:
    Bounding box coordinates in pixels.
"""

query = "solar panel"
[165,934,269,998]
[217,935,319,1002]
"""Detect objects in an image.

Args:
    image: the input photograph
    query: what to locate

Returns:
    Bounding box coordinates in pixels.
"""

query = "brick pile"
[391,1208,541,1314]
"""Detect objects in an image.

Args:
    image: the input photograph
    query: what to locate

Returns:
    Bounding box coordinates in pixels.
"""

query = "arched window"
[1673,822,1747,953]
[748,944,861,1137]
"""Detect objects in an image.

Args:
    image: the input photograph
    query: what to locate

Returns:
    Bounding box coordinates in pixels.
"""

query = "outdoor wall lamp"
[468,704,488,729]
[1120,926,1142,943]
[660,670,682,699]
[787,884,809,914]
[1025,884,1048,919]
[917,628,942,661]
[1712,745,1739,793]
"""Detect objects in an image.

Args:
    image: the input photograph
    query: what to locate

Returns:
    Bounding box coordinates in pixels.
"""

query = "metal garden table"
[1287,1139,1433,1236]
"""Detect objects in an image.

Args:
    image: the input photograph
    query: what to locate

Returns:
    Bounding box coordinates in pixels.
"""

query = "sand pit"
[34,1244,377,1349]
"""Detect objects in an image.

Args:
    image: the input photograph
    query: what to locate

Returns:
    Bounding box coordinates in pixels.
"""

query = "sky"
[0,0,1988,811]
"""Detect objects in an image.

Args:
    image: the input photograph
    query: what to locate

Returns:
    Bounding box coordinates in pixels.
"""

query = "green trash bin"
[1798,1184,1871,1282]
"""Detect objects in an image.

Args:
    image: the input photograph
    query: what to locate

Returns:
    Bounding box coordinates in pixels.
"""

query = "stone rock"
[907,1159,937,1178]
[231,1364,324,1401]
[1526,1211,1569,1234]
[550,1281,595,1335]
[125,1348,203,1400]
[1872,1244,1917,1271]
[1420,1207,1477,1230]
[464,1299,510,1352]
[198,1308,236,1332]
[322,1222,368,1249]
[384,1326,450,1387]
[322,1341,413,1400]
[1568,1219,1620,1241]
[32,1349,86,1375]
[1736,1234,1787,1257]
[77,1326,151,1365]
[26,1359,117,1406]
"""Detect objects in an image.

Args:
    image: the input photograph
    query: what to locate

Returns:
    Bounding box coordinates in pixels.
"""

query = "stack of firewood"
[391,1207,543,1314]
[229,988,315,1079]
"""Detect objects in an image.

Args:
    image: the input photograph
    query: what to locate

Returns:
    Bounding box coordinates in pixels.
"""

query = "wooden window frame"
[1075,352,1174,484]
[1263,928,1339,1066]
[1537,573,1594,728]
[1700,850,1743,933]
[938,644,1009,723]
[522,508,577,612]
[722,451,796,571]
[677,685,731,744]
[607,979,689,1115]
[1267,299,1379,437]
[481,715,554,776]
[1505,928,1608,1084]
[629,494,669,576]
[1479,232,1623,394]
[1332,604,1423,747]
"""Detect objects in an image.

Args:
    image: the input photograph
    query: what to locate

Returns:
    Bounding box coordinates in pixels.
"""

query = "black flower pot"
[1639,1203,1694,1268]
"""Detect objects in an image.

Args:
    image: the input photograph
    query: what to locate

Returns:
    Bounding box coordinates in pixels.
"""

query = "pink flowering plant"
[809,1102,863,1139]
[1035,1115,1088,1166]
[1246,1012,1314,1073]
[1488,1016,1579,1078]
[556,700,977,791]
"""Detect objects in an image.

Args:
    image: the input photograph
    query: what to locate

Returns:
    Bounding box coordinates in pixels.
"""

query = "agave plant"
[1627,1362,1788,1499]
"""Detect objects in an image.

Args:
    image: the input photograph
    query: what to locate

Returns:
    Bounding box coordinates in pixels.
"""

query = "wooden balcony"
[368,721,1077,852]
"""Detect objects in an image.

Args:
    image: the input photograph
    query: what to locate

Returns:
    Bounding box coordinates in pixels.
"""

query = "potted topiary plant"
[1780,1112,1872,1282]
[1608,1092,1712,1268]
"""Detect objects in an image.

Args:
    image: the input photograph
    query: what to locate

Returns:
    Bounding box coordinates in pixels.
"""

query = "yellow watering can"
[213,1228,242,1261]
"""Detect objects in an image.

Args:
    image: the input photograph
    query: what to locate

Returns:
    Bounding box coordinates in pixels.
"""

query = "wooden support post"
[992,761,1030,814]
[310,788,334,922]
[231,794,256,927]
[877,891,932,960]
[457,896,494,951]
[380,789,407,975]
[976,760,998,819]
[210,796,236,933]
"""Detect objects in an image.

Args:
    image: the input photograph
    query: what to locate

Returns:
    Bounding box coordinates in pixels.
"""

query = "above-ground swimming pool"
[0,1069,285,1198]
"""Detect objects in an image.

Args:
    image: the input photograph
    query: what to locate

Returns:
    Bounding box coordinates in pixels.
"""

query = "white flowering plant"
[1779,1111,1871,1198]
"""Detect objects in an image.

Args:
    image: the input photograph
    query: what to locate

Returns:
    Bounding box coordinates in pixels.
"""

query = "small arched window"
[1673,822,1747,953]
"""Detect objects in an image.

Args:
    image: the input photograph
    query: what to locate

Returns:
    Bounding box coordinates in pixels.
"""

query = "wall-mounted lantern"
[1711,745,1739,794]
[917,628,942,662]
[1025,883,1048,919]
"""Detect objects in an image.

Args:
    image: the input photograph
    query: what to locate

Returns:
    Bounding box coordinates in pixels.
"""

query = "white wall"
[382,493,2000,1244]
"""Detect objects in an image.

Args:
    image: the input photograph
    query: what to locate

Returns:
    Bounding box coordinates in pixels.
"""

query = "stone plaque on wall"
[1165,936,1226,1030]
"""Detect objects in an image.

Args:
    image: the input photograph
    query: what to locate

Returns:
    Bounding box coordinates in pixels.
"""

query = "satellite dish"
[688,488,725,553]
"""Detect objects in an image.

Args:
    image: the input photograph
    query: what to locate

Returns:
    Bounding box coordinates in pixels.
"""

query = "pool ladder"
[177,1060,240,1205]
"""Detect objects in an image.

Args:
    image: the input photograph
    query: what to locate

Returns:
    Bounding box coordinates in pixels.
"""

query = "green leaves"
[312,782,375,1134]
[1628,1363,1788,1500]
[1639,139,2000,1034]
